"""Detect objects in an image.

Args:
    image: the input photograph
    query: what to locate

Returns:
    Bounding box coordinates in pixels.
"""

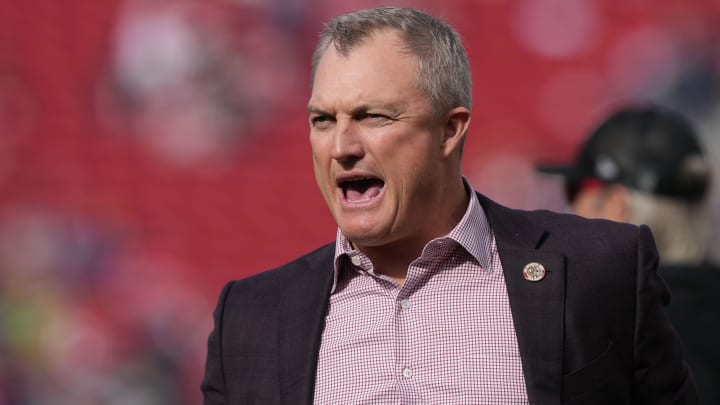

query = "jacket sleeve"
[632,225,698,404]
[201,281,235,405]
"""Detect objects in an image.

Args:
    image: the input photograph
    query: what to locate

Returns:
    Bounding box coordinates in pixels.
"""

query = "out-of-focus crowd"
[1,0,719,403]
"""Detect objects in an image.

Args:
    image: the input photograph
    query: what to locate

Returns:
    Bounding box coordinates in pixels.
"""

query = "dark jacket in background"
[661,263,720,405]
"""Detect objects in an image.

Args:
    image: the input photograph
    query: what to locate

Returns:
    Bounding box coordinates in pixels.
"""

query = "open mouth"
[339,177,385,203]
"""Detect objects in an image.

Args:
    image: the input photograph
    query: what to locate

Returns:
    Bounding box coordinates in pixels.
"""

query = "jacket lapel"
[278,244,335,405]
[479,194,565,404]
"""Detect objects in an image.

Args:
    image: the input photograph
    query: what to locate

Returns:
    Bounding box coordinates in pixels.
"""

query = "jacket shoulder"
[525,208,638,234]
[478,192,643,246]
[223,242,335,296]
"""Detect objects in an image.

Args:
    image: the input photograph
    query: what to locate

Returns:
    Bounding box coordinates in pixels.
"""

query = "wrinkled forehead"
[308,32,429,116]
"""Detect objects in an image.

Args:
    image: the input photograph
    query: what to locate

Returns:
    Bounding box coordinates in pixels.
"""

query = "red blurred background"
[1,0,719,403]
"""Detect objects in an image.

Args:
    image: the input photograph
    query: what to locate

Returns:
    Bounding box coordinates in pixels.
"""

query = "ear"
[442,106,471,158]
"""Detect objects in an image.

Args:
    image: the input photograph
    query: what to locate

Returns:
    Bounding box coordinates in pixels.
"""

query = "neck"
[359,178,469,285]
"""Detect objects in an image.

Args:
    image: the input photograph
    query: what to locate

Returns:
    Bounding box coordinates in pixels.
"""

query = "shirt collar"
[446,179,494,270]
[331,178,494,292]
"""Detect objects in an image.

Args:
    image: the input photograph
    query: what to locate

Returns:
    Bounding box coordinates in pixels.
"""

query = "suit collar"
[477,193,547,249]
[479,193,565,404]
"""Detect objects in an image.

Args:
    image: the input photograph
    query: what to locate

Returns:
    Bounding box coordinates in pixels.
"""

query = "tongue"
[346,180,383,202]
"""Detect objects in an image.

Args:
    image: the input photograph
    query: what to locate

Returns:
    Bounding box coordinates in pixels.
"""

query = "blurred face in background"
[308,29,467,252]
[567,178,628,222]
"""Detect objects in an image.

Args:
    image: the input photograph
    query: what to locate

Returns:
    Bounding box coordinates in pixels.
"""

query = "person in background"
[203,8,698,404]
[537,104,720,404]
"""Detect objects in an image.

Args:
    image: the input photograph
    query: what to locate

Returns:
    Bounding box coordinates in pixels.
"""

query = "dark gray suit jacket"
[202,193,698,404]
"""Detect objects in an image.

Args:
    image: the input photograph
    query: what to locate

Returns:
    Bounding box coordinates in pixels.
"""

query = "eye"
[358,112,392,125]
[310,114,335,129]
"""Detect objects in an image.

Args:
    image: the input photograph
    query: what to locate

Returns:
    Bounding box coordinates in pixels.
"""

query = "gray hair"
[310,6,472,117]
[626,189,708,265]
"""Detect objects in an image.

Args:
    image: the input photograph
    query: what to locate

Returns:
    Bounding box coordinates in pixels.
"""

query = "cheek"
[312,158,331,192]
[310,140,329,174]
[309,132,328,157]
[393,148,440,185]
[310,161,331,204]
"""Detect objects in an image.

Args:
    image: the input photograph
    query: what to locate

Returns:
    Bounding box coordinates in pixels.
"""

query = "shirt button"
[402,367,413,378]
[350,256,361,266]
[400,299,411,309]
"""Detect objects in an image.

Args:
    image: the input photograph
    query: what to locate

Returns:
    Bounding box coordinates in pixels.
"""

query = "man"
[536,105,719,404]
[202,7,697,404]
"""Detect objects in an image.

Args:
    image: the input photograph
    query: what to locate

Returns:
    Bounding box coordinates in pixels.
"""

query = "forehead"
[310,30,421,107]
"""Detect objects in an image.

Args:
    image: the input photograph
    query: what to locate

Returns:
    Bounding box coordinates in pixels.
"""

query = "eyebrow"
[307,105,327,115]
[308,103,400,116]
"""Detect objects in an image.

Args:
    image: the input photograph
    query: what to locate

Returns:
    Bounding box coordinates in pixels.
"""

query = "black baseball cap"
[536,105,711,201]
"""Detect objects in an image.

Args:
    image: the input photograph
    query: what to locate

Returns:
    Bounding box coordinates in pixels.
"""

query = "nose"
[331,119,364,165]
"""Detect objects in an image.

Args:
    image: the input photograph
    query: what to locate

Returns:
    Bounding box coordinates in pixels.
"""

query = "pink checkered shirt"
[314,184,529,404]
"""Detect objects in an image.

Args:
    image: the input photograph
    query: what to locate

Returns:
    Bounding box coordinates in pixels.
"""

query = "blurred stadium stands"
[0,0,719,403]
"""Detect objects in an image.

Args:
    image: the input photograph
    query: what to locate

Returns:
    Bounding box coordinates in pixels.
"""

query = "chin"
[337,223,386,247]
